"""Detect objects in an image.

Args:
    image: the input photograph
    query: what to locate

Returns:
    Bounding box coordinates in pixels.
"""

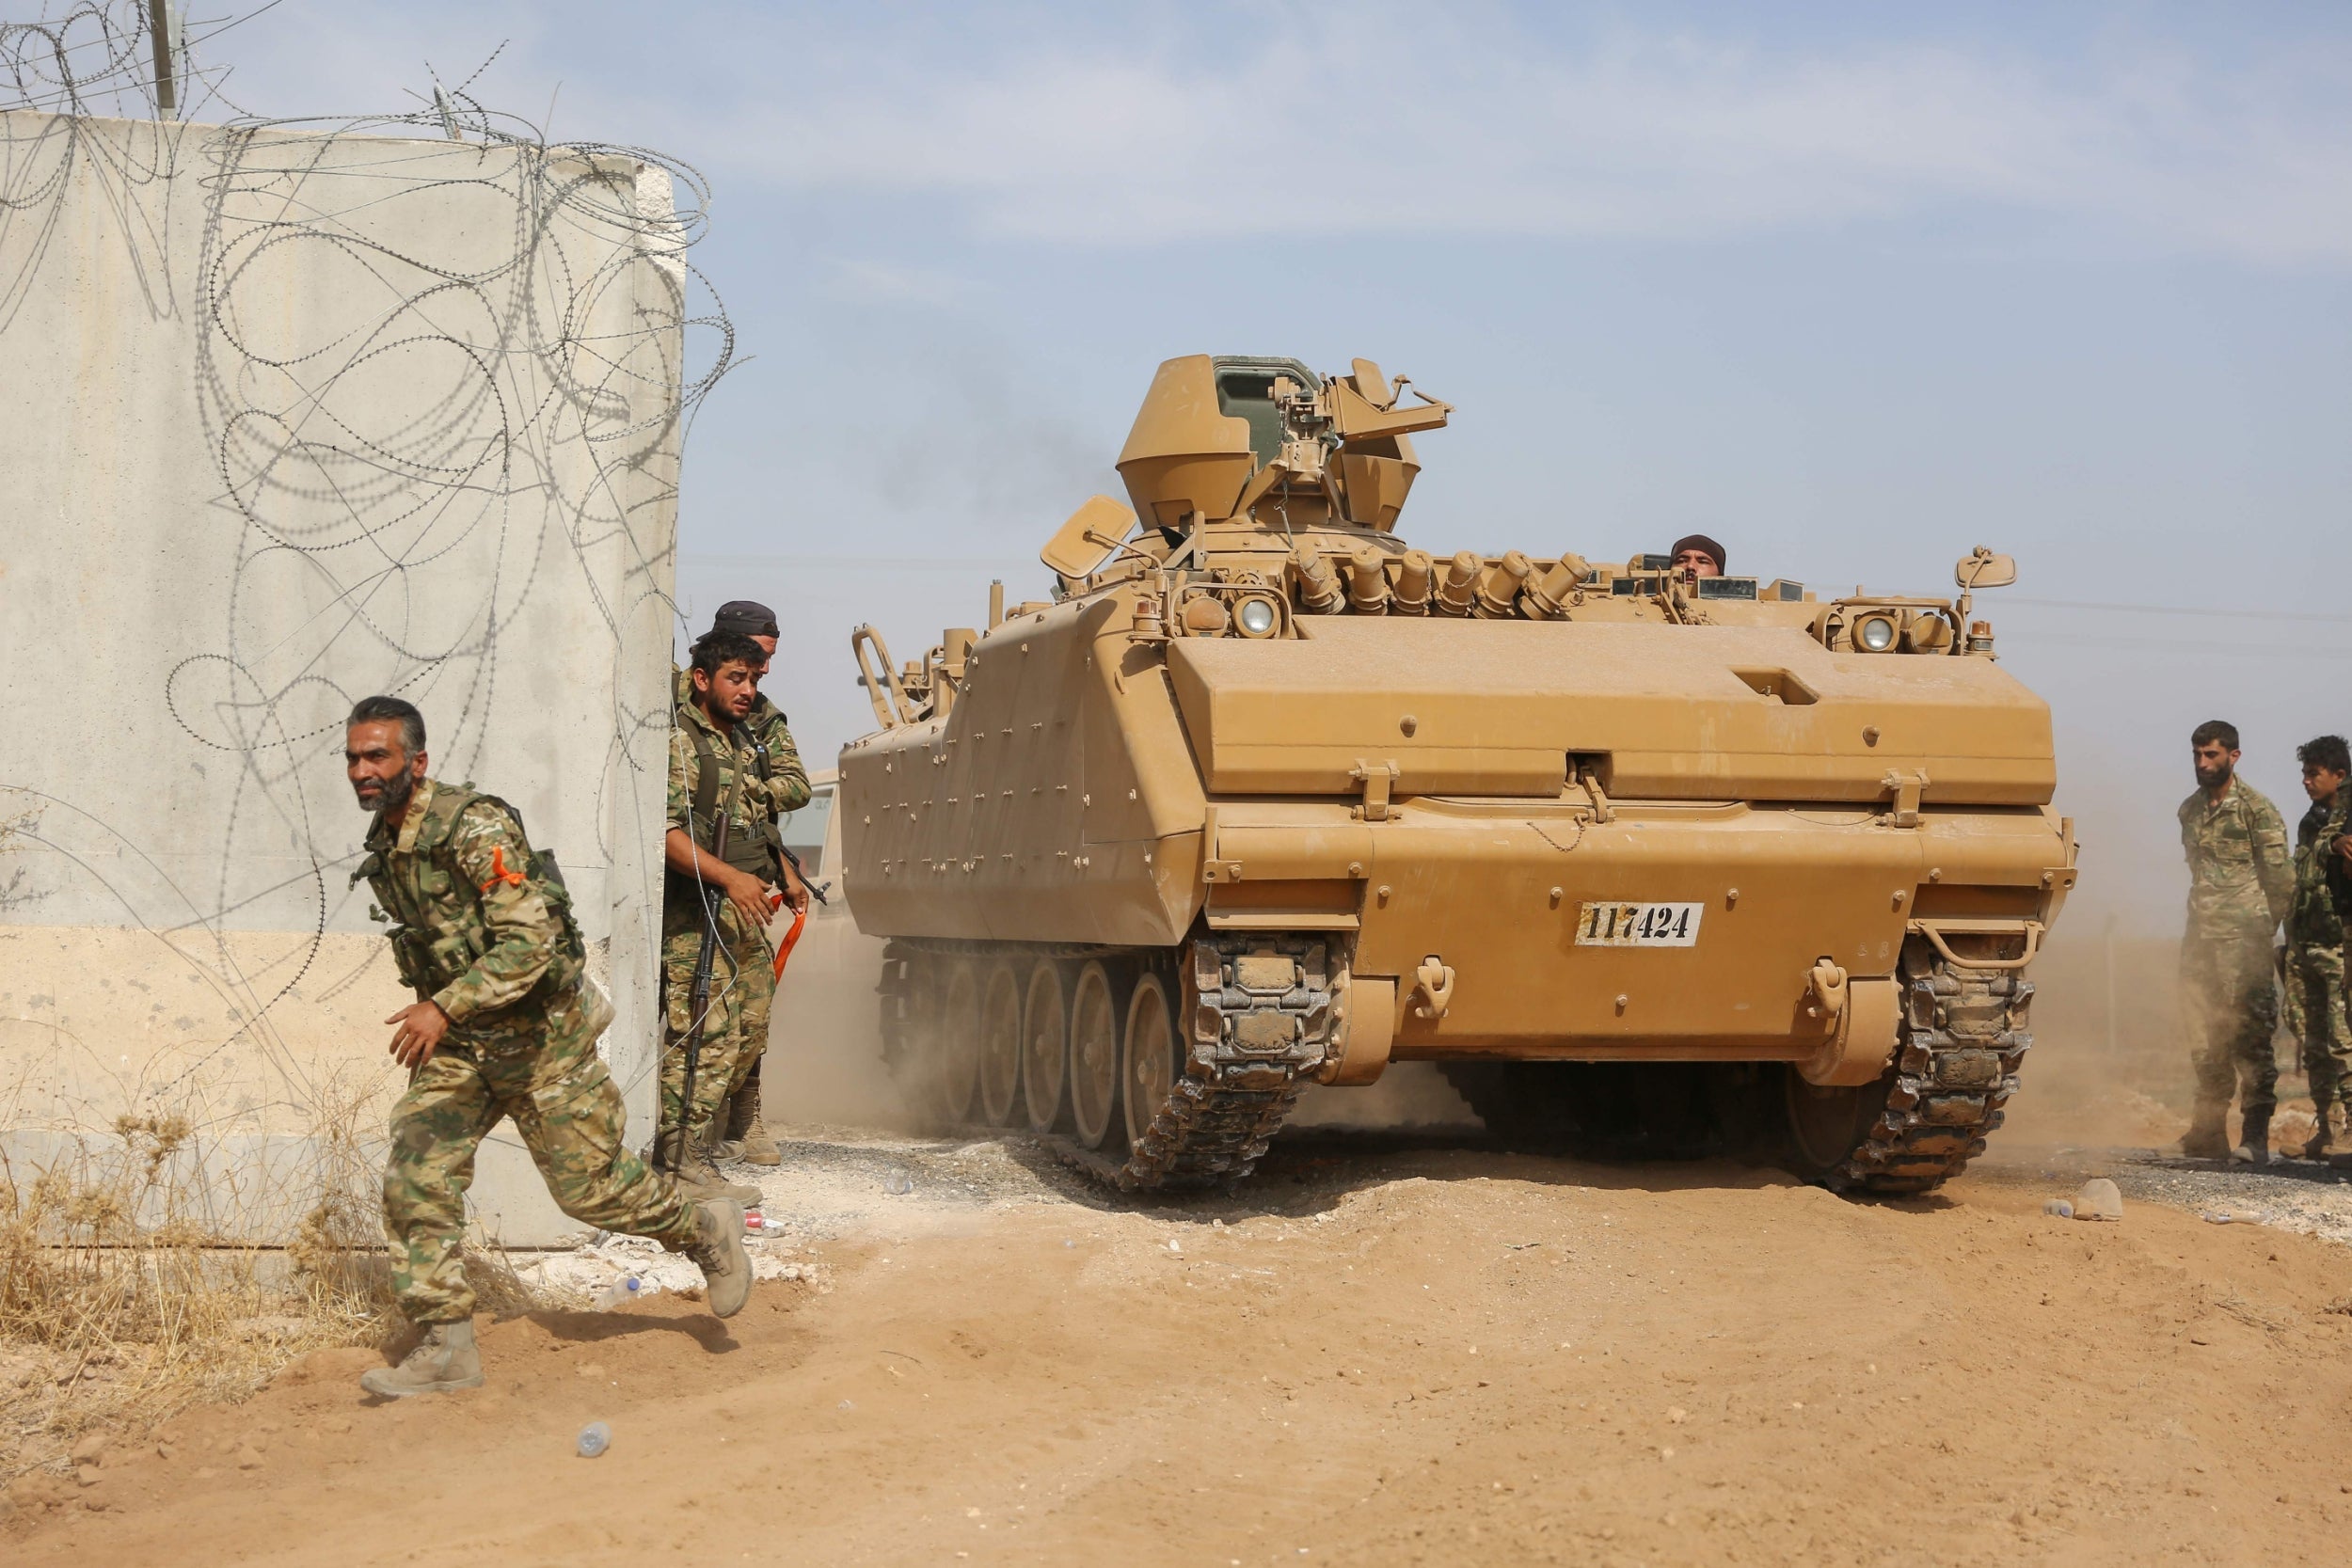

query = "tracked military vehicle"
[837,355,2075,1193]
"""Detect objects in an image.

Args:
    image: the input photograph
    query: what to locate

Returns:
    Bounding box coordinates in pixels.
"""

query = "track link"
[1831,940,2034,1195]
[1114,935,1330,1191]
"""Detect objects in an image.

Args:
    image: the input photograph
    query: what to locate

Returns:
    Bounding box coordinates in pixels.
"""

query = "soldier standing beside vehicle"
[2284,735,2351,1162]
[2176,720,2294,1164]
[672,602,810,1166]
[661,632,791,1196]
[345,697,748,1399]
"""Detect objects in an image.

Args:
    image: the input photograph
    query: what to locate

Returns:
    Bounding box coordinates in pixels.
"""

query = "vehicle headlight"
[1235,595,1280,638]
[1854,613,1899,653]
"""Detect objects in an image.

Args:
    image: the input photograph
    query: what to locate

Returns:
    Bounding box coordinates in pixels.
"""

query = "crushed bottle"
[577,1420,612,1458]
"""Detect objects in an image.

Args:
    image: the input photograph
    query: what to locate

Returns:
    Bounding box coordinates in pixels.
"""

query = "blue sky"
[183,2,2352,929]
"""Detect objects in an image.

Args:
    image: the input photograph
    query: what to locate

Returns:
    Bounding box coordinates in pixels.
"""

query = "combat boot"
[2230,1111,2272,1167]
[724,1077,783,1166]
[2177,1104,2230,1160]
[654,1129,761,1204]
[359,1320,484,1398]
[2293,1098,2334,1161]
[681,1198,753,1318]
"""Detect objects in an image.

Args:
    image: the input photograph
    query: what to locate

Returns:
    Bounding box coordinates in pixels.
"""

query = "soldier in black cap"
[1670,534,1725,578]
[669,600,808,1171]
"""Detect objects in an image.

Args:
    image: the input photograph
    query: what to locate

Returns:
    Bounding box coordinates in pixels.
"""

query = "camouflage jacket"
[670,666,810,817]
[666,698,787,939]
[358,778,586,1031]
[2289,793,2352,947]
[2177,777,2292,945]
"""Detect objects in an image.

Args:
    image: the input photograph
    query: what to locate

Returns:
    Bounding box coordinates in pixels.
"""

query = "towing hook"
[1806,959,1849,1022]
[1411,956,1455,1020]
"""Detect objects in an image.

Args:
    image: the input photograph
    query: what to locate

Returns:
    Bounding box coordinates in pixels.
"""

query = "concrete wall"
[0,109,687,1243]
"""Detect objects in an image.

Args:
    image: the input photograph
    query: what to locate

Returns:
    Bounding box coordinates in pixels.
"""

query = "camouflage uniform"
[361,778,694,1324]
[671,668,811,817]
[2286,793,2352,1116]
[670,667,807,1114]
[2177,778,2293,1123]
[663,698,780,1147]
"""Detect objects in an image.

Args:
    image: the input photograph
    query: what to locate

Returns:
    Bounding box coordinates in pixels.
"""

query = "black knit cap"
[1669,533,1726,573]
[709,599,779,639]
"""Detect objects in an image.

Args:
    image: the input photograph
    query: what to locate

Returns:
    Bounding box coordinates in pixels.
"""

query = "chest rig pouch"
[357,784,586,1004]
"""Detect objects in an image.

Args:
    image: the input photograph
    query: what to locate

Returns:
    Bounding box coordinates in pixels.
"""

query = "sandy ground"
[9,1112,2352,1567]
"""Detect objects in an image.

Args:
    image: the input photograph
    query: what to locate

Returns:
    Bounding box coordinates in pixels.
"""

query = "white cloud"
[729,18,2352,263]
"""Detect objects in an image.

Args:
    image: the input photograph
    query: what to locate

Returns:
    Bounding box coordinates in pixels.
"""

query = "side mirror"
[1955,546,2016,591]
[1040,495,1140,580]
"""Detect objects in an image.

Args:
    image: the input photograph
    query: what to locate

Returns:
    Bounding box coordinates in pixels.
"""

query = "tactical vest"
[681,713,786,881]
[357,783,587,1006]
[2293,803,2351,947]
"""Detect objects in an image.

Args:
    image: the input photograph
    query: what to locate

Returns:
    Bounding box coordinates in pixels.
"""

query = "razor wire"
[0,5,733,1132]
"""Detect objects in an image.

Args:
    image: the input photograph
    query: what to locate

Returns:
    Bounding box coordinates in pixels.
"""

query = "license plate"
[1576,901,1703,947]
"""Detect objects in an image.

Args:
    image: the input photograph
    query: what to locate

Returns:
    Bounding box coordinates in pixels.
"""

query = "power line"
[2003,595,2352,626]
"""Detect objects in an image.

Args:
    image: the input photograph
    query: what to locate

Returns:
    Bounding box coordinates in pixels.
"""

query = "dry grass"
[0,1086,551,1489]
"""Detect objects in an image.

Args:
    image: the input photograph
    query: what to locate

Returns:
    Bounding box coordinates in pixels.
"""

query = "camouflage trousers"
[724,926,778,1103]
[383,981,695,1325]
[2287,940,2352,1105]
[2184,937,2280,1120]
[659,899,775,1147]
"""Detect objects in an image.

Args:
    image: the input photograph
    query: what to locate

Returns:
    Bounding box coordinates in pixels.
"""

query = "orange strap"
[478,846,526,894]
[771,904,808,980]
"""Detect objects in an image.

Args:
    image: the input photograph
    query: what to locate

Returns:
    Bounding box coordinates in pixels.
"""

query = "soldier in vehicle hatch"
[672,601,809,1167]
[2283,735,2352,1163]
[345,696,749,1398]
[2175,720,2294,1164]
[1669,534,1725,579]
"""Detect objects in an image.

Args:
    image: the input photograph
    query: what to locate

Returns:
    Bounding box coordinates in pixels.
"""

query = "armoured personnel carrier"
[838,355,2076,1194]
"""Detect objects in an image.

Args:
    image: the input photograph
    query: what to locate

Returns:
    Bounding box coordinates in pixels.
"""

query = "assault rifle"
[668,807,732,1174]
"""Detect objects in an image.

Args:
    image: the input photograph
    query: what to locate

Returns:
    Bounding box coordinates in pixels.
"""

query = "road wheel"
[1121,969,1179,1154]
[936,960,980,1125]
[1783,1068,1886,1180]
[1068,959,1122,1149]
[1022,958,1069,1133]
[977,960,1024,1127]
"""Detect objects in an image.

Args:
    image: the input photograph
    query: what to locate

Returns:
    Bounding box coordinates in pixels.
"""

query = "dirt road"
[12,1125,2352,1566]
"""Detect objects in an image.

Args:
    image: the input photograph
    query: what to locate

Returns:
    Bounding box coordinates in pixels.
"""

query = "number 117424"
[1575,900,1704,947]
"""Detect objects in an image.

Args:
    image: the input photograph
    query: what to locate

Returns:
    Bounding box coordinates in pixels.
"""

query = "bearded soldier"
[2284,735,2352,1162]
[2175,720,2294,1164]
[345,696,749,1399]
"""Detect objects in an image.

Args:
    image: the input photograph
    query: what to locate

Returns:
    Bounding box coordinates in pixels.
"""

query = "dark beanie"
[1669,533,1726,573]
[709,599,779,639]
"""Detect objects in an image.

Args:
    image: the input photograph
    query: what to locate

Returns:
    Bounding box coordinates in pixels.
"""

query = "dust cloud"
[760,921,911,1129]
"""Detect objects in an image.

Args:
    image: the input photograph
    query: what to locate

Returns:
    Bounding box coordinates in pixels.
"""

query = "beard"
[357,768,416,816]
[2194,759,2233,790]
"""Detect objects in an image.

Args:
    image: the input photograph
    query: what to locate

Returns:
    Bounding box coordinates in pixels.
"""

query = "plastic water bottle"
[577,1420,611,1458]
[884,1168,914,1196]
[596,1275,656,1311]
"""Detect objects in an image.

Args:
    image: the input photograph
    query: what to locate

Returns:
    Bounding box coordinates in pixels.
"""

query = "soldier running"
[2175,720,2294,1164]
[344,696,749,1399]
[2284,735,2352,1162]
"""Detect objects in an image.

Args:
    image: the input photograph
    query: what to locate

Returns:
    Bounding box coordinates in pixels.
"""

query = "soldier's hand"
[723,868,773,933]
[781,861,811,916]
[386,1001,450,1068]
